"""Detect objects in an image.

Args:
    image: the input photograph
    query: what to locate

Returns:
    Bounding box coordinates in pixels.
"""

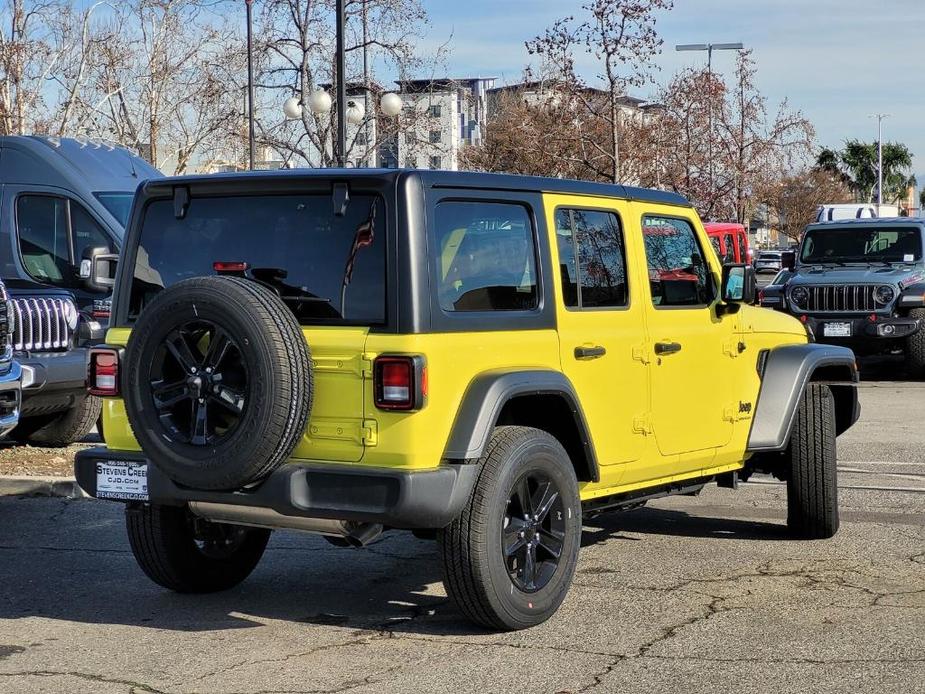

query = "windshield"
[801,227,922,264]
[129,193,386,325]
[94,192,134,229]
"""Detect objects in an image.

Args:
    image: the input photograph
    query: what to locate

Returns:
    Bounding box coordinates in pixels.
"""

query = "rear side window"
[17,195,71,285]
[434,201,538,312]
[555,208,628,309]
[130,194,386,325]
[723,233,736,263]
[642,216,714,307]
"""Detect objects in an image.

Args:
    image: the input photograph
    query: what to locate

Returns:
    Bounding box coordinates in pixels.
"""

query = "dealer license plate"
[96,462,148,501]
[823,322,851,338]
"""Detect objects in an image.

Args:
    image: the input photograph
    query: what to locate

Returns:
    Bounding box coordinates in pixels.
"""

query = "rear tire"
[786,384,839,539]
[905,309,925,379]
[13,395,101,447]
[438,426,582,631]
[126,504,270,593]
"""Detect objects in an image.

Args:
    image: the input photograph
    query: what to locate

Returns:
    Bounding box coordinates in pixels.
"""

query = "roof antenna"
[125,148,138,178]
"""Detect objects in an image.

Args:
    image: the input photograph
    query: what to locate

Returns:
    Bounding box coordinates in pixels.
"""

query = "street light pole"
[870,113,889,211]
[676,42,743,214]
[335,0,347,167]
[245,0,256,171]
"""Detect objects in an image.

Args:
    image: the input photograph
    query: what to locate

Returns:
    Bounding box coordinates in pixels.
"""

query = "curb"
[0,475,88,499]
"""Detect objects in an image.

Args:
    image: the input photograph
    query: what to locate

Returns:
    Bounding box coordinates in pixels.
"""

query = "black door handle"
[654,341,682,355]
[574,345,607,360]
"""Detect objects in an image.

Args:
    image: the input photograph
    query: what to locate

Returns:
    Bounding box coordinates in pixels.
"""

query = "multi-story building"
[384,77,496,170]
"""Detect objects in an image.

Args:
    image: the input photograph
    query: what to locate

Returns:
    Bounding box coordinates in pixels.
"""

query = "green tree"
[817,140,916,206]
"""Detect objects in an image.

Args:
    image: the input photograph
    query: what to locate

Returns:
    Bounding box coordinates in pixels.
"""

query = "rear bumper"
[74,447,479,530]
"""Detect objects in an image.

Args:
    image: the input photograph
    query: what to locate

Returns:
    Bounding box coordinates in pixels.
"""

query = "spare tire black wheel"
[123,276,312,490]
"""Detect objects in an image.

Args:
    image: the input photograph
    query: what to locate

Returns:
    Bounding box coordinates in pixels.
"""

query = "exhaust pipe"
[188,502,383,547]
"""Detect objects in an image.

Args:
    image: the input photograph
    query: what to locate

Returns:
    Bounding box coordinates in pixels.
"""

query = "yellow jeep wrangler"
[75,170,859,630]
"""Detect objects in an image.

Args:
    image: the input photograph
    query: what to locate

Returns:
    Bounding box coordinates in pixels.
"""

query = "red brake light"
[213,261,249,273]
[373,356,425,411]
[88,348,120,396]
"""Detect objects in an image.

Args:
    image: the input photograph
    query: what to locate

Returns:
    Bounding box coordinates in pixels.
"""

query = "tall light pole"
[335,0,347,167]
[676,42,743,215]
[245,0,256,170]
[870,113,890,211]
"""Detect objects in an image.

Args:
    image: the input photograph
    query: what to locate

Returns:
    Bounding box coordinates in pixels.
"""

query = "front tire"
[438,426,582,631]
[126,504,270,593]
[12,395,102,447]
[786,384,839,539]
[905,309,925,379]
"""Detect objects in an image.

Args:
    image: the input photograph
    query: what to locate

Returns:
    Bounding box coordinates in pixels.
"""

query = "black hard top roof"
[144,168,692,208]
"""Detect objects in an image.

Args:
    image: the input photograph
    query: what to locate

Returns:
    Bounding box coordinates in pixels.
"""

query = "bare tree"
[652,53,814,223]
[72,0,246,173]
[254,0,442,168]
[526,0,673,183]
[765,168,852,241]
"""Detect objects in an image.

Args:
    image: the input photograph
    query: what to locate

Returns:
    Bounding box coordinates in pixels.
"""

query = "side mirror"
[79,246,119,292]
[721,263,756,306]
[781,250,796,271]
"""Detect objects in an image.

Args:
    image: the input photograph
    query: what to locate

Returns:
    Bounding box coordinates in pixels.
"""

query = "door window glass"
[642,216,714,307]
[709,235,722,261]
[71,204,113,256]
[434,201,538,312]
[555,208,628,309]
[16,195,71,285]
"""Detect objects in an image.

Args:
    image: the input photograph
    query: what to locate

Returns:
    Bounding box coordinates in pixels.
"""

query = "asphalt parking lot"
[0,365,923,694]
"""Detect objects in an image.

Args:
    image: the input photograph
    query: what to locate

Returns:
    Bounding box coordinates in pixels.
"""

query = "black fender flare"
[442,369,600,482]
[747,343,859,452]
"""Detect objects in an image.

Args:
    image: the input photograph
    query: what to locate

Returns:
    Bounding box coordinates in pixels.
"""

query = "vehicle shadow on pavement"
[582,506,792,544]
[0,498,787,637]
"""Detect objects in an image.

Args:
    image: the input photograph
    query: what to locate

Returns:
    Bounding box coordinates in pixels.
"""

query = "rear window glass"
[434,201,538,312]
[129,194,386,325]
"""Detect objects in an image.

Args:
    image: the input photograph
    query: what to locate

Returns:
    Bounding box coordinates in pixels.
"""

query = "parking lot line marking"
[746,480,925,494]
[838,460,925,467]
[838,467,925,479]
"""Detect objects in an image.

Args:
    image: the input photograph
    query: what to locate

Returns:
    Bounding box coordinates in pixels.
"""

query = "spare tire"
[123,276,312,490]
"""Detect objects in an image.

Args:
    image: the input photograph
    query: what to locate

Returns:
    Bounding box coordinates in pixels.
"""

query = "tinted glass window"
[709,235,722,260]
[71,204,113,256]
[435,201,537,312]
[555,209,627,309]
[801,227,922,263]
[130,194,386,325]
[94,192,134,229]
[642,216,714,307]
[17,195,71,285]
[723,233,736,263]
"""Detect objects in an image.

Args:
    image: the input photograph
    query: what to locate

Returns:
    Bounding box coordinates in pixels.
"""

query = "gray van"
[0,136,161,445]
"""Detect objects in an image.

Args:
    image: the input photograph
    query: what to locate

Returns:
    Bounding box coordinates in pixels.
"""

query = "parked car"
[757,269,794,310]
[777,218,925,376]
[704,222,752,265]
[0,136,161,445]
[754,249,785,274]
[75,170,858,630]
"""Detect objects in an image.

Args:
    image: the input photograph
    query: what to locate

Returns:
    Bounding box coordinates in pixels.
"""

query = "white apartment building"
[385,78,496,170]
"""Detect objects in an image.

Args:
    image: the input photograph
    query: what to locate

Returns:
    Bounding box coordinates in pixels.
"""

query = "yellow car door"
[626,206,737,482]
[546,195,649,486]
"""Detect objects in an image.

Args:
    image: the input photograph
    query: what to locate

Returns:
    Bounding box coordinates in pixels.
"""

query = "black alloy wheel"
[150,320,248,446]
[502,471,566,593]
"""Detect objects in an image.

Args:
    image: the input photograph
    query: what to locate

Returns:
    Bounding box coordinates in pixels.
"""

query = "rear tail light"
[373,355,426,411]
[88,347,121,396]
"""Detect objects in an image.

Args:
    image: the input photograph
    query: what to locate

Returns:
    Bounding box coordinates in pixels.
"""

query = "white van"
[815,203,900,222]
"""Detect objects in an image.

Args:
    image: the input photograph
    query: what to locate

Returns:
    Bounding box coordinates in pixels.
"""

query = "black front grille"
[800,284,877,313]
[11,297,77,352]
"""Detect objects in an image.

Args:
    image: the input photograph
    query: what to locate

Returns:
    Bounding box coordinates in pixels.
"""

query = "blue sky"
[424,0,925,186]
